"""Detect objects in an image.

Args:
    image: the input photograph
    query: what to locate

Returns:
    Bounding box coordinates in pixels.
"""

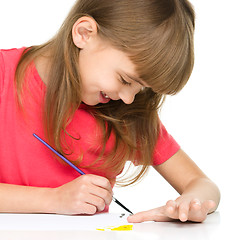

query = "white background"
[0,0,227,215]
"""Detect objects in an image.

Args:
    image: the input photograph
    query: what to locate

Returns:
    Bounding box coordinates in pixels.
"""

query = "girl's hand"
[128,197,216,223]
[52,174,113,215]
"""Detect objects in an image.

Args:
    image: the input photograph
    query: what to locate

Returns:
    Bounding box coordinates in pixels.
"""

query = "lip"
[99,91,111,104]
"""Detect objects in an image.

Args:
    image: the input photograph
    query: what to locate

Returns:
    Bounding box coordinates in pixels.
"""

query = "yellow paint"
[96,225,133,231]
[111,225,133,231]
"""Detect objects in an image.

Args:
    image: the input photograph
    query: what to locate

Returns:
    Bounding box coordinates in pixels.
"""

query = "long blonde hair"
[15,0,195,185]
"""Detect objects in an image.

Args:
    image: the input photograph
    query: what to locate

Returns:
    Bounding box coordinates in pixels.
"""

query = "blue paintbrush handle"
[33,133,85,175]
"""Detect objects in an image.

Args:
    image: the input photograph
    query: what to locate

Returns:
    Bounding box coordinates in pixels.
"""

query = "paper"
[0,213,132,231]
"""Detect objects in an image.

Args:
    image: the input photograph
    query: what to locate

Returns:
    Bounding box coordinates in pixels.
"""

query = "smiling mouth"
[101,91,110,99]
[100,91,111,103]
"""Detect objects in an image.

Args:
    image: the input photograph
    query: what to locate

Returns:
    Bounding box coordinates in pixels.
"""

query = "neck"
[34,53,51,85]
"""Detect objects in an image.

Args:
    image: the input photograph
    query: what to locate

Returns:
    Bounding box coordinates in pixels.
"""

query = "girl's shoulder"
[0,47,26,95]
[0,47,26,66]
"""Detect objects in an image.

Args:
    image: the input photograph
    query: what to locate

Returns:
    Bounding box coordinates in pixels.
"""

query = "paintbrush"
[33,133,133,215]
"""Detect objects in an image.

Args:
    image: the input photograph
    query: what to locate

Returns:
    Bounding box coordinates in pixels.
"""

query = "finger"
[79,202,97,215]
[165,200,178,219]
[188,199,215,222]
[187,198,206,222]
[165,200,176,214]
[85,194,106,212]
[88,175,113,192]
[128,207,172,223]
[190,198,201,212]
[201,200,216,215]
[178,202,190,222]
[89,185,112,205]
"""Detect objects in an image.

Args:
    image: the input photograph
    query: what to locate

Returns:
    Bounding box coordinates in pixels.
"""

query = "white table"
[0,211,224,240]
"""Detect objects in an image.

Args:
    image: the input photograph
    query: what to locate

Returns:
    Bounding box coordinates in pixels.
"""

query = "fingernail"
[194,200,201,205]
[181,213,187,221]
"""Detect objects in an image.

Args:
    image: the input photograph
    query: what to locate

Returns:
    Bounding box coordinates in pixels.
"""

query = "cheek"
[79,53,120,92]
[78,51,96,82]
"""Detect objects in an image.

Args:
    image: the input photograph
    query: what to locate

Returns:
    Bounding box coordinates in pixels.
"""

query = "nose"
[119,91,136,104]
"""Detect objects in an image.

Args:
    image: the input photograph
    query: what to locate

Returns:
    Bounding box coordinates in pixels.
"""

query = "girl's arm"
[0,175,113,214]
[0,183,55,213]
[128,149,220,223]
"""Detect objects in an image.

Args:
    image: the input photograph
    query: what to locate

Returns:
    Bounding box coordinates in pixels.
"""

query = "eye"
[120,76,131,86]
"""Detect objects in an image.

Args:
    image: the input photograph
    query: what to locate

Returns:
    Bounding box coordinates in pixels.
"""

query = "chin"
[81,99,97,106]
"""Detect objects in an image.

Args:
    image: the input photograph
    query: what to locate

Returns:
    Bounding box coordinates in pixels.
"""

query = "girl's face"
[78,38,146,106]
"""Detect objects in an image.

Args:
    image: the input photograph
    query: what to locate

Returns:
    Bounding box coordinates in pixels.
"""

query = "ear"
[72,16,98,49]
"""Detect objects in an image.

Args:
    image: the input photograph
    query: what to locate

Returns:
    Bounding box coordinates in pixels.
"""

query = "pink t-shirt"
[0,48,180,188]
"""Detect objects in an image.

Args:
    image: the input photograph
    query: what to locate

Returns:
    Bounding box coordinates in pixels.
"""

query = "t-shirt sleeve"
[0,51,5,96]
[152,122,180,166]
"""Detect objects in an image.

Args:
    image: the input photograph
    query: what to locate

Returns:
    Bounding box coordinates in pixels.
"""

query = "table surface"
[0,210,225,240]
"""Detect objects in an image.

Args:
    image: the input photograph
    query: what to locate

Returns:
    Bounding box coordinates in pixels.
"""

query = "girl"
[0,0,220,223]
